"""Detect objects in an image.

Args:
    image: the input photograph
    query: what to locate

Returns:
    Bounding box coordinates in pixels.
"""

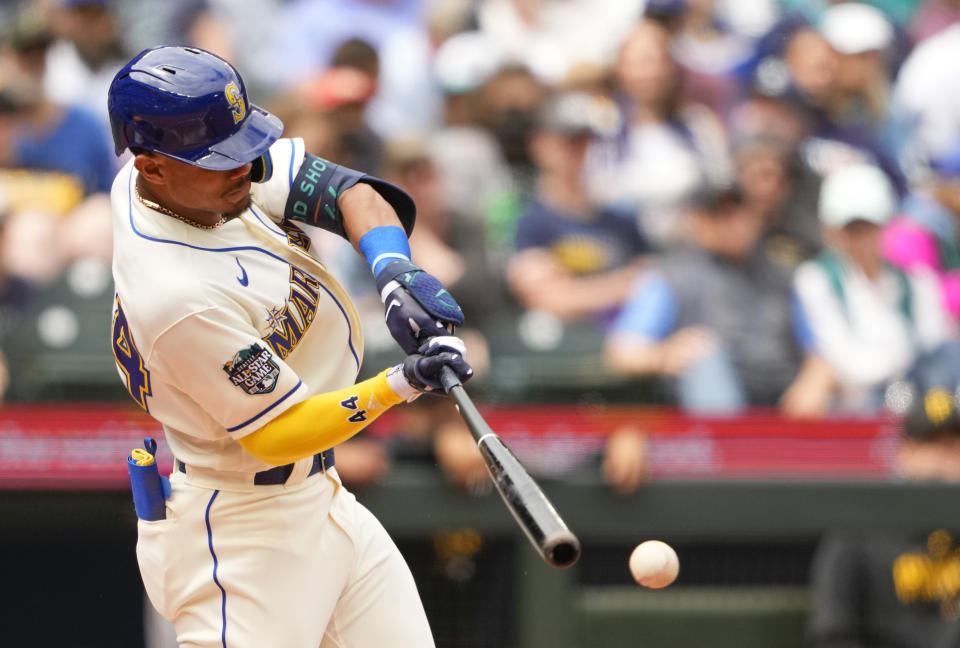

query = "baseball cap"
[904,387,960,442]
[433,31,504,95]
[301,67,376,111]
[819,2,893,55]
[818,163,897,228]
[2,5,53,52]
[535,91,620,138]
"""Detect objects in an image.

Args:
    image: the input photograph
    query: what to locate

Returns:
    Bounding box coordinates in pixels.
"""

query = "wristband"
[386,364,421,402]
[359,225,411,275]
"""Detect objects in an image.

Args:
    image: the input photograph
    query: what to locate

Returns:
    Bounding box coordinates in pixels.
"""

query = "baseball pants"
[136,466,434,647]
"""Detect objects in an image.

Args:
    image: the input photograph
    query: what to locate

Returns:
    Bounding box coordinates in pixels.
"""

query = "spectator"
[0,187,36,403]
[777,23,840,132]
[910,0,960,43]
[428,30,513,220]
[393,136,507,332]
[263,92,338,162]
[818,3,895,134]
[725,33,838,268]
[475,0,644,86]
[605,185,831,416]
[794,163,960,413]
[427,36,526,275]
[475,62,546,192]
[271,0,427,89]
[366,0,475,136]
[43,0,129,157]
[0,8,115,285]
[809,386,960,647]
[0,7,115,197]
[780,21,904,192]
[779,0,923,30]
[506,90,647,326]
[883,142,960,321]
[293,38,384,174]
[890,23,960,178]
[734,135,823,268]
[601,423,649,495]
[121,0,288,100]
[587,17,732,249]
[667,0,758,117]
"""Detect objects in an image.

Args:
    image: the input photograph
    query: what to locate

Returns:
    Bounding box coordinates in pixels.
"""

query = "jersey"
[110,137,364,476]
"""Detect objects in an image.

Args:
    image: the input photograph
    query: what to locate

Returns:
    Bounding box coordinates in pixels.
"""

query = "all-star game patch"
[223,343,281,395]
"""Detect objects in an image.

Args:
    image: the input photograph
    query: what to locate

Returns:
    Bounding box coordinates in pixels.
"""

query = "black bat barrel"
[440,367,581,568]
[477,435,582,567]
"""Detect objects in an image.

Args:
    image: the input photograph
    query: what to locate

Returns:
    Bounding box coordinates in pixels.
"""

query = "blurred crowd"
[5,3,960,645]
[4,0,960,494]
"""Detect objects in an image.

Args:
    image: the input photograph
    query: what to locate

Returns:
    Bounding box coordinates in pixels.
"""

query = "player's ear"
[134,153,166,185]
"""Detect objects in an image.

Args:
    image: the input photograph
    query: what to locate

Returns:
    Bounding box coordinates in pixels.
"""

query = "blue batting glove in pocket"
[127,437,171,521]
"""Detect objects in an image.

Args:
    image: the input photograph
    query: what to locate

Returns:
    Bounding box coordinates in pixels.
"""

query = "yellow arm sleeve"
[238,368,405,465]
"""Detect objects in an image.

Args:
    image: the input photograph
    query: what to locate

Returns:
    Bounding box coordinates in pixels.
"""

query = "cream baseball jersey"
[111,137,370,474]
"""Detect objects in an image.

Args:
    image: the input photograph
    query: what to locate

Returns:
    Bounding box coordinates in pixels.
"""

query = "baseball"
[629,540,679,588]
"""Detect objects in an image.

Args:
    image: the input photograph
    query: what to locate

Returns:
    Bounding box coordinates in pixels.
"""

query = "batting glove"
[386,336,473,401]
[376,260,465,354]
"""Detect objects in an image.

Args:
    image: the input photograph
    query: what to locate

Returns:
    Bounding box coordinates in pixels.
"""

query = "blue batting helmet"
[108,46,283,170]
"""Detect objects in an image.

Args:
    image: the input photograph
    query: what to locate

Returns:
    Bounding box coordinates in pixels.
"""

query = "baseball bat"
[440,366,581,568]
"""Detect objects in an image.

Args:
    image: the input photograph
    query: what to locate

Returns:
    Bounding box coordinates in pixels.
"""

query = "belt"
[176,449,334,485]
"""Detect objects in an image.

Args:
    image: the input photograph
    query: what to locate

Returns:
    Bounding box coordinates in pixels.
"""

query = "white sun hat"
[818,162,897,228]
[819,2,894,55]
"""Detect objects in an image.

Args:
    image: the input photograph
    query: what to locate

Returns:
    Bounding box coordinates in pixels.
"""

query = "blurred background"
[4,0,960,645]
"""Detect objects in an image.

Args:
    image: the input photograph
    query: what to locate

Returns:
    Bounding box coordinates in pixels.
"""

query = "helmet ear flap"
[250,153,272,183]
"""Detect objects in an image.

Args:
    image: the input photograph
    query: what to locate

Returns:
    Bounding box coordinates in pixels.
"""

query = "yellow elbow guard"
[238,368,405,465]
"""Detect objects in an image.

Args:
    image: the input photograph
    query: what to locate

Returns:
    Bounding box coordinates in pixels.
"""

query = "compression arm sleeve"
[283,153,416,238]
[238,368,404,465]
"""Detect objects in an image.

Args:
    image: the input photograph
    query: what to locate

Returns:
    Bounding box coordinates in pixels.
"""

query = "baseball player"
[107,46,472,647]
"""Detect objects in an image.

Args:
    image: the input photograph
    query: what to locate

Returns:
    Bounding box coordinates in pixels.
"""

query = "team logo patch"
[223,343,280,394]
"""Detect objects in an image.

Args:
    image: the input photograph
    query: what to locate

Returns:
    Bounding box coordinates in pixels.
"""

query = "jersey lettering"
[290,267,320,306]
[262,267,321,359]
[290,156,327,220]
[288,268,321,327]
[283,153,352,239]
[277,219,311,252]
[112,297,152,411]
[347,410,368,423]
[340,395,359,410]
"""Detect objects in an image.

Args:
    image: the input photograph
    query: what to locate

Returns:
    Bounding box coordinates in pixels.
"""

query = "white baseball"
[629,540,679,588]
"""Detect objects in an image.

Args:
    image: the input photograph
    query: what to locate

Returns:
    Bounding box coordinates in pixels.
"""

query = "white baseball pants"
[136,467,434,647]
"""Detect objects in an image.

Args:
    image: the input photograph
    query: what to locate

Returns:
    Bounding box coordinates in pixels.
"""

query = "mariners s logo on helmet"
[224,81,245,123]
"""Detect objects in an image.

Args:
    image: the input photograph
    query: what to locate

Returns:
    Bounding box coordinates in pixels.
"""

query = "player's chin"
[224,192,252,218]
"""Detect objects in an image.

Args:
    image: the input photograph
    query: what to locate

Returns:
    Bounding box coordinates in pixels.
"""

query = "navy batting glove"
[376,259,465,354]
[402,336,473,393]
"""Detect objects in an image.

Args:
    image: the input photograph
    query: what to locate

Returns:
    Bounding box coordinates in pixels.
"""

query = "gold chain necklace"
[134,184,225,230]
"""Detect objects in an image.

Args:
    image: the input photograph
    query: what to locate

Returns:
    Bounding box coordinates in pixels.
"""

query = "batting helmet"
[108,46,283,170]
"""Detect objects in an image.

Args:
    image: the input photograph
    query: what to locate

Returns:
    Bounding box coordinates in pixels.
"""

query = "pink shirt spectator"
[883,217,960,318]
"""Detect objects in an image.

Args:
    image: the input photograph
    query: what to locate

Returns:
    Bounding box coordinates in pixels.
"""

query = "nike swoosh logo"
[385,298,400,319]
[235,258,249,287]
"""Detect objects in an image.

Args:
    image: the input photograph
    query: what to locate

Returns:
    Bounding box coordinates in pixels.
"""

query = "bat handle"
[440,365,462,393]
